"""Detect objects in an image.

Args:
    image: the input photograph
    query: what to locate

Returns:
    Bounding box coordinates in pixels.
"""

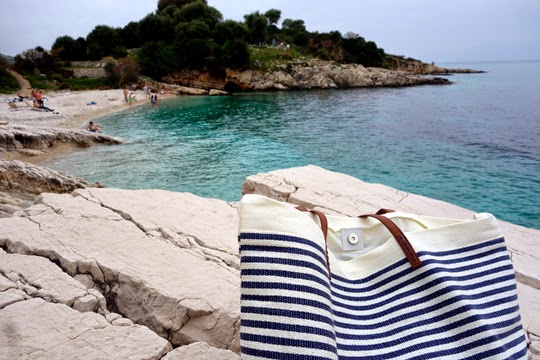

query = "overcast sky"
[1,0,539,63]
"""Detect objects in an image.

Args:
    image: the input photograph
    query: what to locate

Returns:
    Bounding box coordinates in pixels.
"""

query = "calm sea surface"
[43,61,540,229]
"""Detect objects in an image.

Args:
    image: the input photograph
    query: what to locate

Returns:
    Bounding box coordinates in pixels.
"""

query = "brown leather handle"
[359,213,422,268]
[296,206,331,278]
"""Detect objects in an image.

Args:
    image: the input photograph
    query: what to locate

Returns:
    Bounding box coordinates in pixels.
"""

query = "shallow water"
[43,61,540,229]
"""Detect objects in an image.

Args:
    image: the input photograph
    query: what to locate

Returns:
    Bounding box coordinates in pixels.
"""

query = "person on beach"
[143,85,149,98]
[123,89,129,103]
[86,121,102,133]
[32,92,55,112]
[150,95,156,106]
[36,91,44,107]
[129,93,135,105]
[154,95,158,105]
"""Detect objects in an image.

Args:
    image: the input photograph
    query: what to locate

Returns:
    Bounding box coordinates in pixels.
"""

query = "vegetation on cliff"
[2,0,396,90]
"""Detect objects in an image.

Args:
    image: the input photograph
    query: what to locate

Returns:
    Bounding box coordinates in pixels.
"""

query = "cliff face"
[164,60,451,92]
[386,56,485,74]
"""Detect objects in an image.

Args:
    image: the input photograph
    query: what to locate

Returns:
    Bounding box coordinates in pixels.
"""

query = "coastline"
[0,89,175,164]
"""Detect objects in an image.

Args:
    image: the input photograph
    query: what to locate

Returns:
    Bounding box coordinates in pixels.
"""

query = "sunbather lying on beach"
[33,99,55,112]
[86,121,102,133]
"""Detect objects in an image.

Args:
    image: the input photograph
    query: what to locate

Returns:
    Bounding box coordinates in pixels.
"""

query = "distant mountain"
[0,53,14,64]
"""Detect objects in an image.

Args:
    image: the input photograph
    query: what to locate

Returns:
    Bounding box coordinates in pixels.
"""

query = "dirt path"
[8,70,31,93]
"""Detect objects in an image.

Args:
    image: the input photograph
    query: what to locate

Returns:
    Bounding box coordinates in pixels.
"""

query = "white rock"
[0,253,100,308]
[0,189,240,352]
[73,294,99,313]
[0,289,26,309]
[73,274,95,289]
[0,274,15,292]
[0,298,172,360]
[106,313,123,323]
[162,342,240,360]
[112,318,134,327]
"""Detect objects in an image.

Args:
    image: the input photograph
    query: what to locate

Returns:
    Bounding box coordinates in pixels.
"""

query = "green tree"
[119,21,142,49]
[264,9,281,26]
[342,36,385,67]
[173,1,222,29]
[281,19,308,46]
[138,41,179,79]
[86,25,121,60]
[52,35,87,61]
[219,39,250,69]
[175,19,211,43]
[244,11,268,44]
[157,0,206,13]
[182,39,212,67]
[105,58,140,87]
[213,20,248,45]
[139,14,175,44]
[0,56,20,93]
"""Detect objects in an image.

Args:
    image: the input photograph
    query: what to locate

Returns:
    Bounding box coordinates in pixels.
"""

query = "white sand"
[0,89,175,163]
[0,89,153,129]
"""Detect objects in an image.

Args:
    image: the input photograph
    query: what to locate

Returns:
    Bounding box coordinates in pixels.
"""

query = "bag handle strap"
[296,206,331,279]
[359,212,422,268]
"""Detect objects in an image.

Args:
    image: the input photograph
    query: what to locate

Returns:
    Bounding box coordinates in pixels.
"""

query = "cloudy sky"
[1,0,538,63]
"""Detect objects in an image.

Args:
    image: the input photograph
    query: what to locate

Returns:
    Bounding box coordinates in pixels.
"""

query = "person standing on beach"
[123,89,129,103]
[129,93,135,105]
[143,85,149,98]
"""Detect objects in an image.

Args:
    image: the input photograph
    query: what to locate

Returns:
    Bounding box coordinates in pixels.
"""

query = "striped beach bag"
[238,194,528,359]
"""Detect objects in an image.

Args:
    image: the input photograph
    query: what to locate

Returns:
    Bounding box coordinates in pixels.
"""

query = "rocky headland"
[165,60,452,92]
[0,163,538,359]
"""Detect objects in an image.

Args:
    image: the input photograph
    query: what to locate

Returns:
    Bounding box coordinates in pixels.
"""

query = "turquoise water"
[43,61,540,229]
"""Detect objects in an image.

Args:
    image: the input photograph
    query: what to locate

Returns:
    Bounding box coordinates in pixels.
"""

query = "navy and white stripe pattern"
[239,233,527,359]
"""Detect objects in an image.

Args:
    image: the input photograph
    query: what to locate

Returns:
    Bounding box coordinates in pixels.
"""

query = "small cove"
[43,61,540,229]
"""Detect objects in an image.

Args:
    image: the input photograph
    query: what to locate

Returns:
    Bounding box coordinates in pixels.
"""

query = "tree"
[244,11,268,44]
[119,21,142,49]
[213,20,249,45]
[281,19,306,33]
[139,14,175,44]
[173,1,222,30]
[281,19,308,46]
[105,58,140,87]
[175,19,211,42]
[52,35,87,61]
[342,36,385,67]
[138,41,179,79]
[157,0,206,13]
[86,25,121,60]
[264,9,281,26]
[181,38,212,67]
[219,39,250,69]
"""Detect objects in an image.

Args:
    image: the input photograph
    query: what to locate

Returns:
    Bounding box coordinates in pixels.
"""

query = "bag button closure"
[348,233,359,244]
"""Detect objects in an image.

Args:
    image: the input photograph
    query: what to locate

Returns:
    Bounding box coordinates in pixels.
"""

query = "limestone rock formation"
[165,61,451,92]
[241,165,540,356]
[0,160,101,194]
[162,342,240,360]
[0,298,172,360]
[0,188,241,352]
[0,252,105,312]
[385,56,485,75]
[0,124,120,153]
[0,160,102,217]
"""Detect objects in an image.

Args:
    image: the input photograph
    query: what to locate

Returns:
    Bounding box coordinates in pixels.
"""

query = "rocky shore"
[165,60,452,92]
[4,61,534,359]
[0,164,538,359]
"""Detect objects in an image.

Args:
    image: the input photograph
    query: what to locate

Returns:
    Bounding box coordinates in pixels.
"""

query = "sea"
[42,61,540,230]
